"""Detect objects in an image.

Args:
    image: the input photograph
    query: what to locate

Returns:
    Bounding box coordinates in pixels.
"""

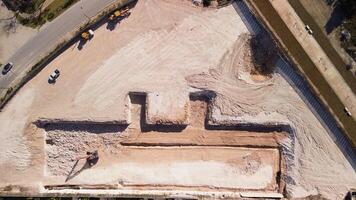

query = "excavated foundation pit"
[38,92,288,194]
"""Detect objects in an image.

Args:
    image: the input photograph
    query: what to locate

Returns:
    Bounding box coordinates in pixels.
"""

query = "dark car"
[2,62,13,75]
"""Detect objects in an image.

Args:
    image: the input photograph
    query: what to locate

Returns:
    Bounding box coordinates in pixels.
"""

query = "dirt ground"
[0,0,355,199]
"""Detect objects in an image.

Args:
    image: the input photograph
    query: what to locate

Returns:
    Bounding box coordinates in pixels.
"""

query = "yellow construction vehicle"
[81,29,94,41]
[109,7,130,21]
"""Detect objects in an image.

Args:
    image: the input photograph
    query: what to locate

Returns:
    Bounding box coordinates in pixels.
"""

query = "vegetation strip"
[248,0,356,146]
[17,0,79,27]
[288,0,356,93]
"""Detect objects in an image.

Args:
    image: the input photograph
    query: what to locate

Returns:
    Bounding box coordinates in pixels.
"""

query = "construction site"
[0,0,355,199]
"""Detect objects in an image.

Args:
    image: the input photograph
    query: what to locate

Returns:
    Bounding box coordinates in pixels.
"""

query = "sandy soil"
[41,97,284,193]
[0,3,37,64]
[0,0,355,199]
[61,146,280,190]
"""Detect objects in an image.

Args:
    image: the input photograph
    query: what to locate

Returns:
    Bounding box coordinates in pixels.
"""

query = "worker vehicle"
[48,69,60,83]
[76,150,99,166]
[305,25,313,35]
[81,29,94,41]
[108,7,130,21]
[2,62,13,75]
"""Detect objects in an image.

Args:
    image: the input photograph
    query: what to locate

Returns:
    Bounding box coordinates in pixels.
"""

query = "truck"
[81,29,94,41]
[108,7,130,21]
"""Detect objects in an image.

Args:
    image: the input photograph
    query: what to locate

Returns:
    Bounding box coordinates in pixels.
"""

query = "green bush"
[47,12,55,21]
[64,0,75,9]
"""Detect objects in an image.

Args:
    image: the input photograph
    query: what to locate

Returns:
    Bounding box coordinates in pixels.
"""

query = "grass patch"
[16,14,46,28]
[22,0,46,14]
[17,0,79,27]
[42,0,79,22]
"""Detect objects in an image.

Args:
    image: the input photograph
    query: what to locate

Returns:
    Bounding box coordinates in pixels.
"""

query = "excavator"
[76,150,99,166]
[109,7,130,21]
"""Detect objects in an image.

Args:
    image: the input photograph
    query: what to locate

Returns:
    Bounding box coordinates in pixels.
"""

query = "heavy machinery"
[81,29,94,41]
[76,150,99,166]
[109,7,130,21]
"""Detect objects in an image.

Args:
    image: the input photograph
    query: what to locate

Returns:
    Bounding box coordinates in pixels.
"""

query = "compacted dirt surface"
[0,0,355,199]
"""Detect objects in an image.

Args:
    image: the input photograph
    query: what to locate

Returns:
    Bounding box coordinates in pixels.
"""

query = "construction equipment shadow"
[65,159,97,182]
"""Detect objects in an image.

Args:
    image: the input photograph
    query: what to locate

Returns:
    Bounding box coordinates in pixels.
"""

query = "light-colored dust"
[64,147,279,190]
[0,87,34,170]
[0,0,354,199]
[73,3,247,115]
[186,26,356,199]
[146,92,189,125]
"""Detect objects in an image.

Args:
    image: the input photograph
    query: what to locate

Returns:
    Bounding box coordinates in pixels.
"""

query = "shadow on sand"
[65,157,99,182]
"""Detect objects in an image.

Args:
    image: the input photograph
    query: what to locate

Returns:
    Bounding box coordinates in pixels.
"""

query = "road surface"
[0,0,124,92]
[234,0,355,167]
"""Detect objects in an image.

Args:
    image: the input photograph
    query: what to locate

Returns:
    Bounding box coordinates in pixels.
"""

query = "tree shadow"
[325,4,346,34]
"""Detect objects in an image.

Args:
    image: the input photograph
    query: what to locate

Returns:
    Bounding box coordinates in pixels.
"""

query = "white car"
[48,69,60,83]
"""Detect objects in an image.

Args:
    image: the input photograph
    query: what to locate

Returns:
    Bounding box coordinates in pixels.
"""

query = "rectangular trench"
[45,146,281,192]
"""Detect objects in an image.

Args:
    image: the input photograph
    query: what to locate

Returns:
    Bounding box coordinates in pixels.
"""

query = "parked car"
[305,25,313,35]
[2,62,13,75]
[48,69,60,83]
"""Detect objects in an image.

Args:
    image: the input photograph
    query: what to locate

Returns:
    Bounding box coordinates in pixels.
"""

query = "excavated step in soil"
[39,93,286,195]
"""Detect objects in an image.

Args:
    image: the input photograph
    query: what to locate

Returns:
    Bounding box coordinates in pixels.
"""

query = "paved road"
[233,0,355,168]
[288,0,356,93]
[0,0,122,92]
